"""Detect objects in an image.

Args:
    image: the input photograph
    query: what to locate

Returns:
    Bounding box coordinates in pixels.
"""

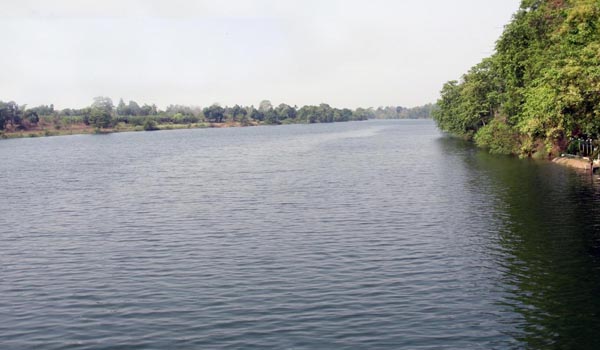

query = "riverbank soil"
[0,120,257,139]
[552,157,595,171]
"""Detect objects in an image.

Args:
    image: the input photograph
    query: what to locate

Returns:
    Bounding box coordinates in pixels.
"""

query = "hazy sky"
[0,0,520,109]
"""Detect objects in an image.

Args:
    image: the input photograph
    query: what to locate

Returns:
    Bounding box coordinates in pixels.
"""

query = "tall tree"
[92,96,114,115]
[116,98,127,116]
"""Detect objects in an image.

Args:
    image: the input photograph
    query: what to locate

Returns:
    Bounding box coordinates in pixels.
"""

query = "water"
[1,120,600,349]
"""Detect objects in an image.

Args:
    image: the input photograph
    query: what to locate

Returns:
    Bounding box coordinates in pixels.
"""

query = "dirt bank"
[552,157,596,171]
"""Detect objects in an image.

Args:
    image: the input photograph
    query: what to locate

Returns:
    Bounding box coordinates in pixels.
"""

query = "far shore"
[0,120,287,139]
[0,118,431,140]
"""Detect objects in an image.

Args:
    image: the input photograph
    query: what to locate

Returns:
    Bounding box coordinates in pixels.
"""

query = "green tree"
[143,119,159,131]
[275,103,296,121]
[259,100,273,113]
[128,100,141,116]
[230,104,247,122]
[92,96,114,115]
[89,107,112,129]
[0,101,23,130]
[25,110,39,124]
[203,104,225,123]
[117,98,127,116]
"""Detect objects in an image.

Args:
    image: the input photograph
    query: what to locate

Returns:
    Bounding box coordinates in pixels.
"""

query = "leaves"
[434,0,600,157]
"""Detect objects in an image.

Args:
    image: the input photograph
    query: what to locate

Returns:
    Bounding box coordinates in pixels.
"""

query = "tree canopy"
[1,97,420,134]
[433,0,600,157]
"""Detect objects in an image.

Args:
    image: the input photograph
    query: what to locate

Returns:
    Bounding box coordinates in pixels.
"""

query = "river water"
[1,120,599,349]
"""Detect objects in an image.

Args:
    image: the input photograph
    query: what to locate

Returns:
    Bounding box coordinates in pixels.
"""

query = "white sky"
[0,0,520,109]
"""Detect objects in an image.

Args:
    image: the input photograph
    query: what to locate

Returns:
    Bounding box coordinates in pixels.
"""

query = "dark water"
[1,120,600,349]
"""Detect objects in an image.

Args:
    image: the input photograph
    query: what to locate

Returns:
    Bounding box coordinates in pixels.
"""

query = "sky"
[0,0,521,109]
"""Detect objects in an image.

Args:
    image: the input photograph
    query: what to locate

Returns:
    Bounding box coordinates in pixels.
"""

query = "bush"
[89,108,112,128]
[143,119,159,131]
[474,119,519,155]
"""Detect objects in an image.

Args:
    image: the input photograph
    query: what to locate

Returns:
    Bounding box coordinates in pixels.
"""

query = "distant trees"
[25,110,39,124]
[116,98,127,116]
[106,99,378,127]
[248,106,263,122]
[275,103,296,121]
[143,119,159,131]
[371,104,436,120]
[29,104,54,116]
[259,100,273,113]
[2,96,413,136]
[117,98,159,117]
[0,101,22,130]
[203,104,225,123]
[86,96,115,129]
[352,108,374,121]
[89,107,112,129]
[336,108,353,122]
[140,104,158,116]
[229,105,247,122]
[165,104,197,117]
[91,96,114,114]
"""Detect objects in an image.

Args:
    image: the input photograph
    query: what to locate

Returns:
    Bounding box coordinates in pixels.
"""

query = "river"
[1,120,599,349]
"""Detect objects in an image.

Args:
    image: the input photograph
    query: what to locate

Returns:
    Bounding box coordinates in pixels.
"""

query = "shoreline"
[0,120,297,140]
[552,156,598,172]
[0,119,423,140]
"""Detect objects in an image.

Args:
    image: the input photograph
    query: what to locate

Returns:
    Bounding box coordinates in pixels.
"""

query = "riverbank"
[552,156,598,172]
[0,120,268,139]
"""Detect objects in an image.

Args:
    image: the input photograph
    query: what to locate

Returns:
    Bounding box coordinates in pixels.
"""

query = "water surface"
[1,120,600,349]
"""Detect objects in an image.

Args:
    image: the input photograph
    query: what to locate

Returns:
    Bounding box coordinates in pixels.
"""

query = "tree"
[263,109,279,124]
[259,100,273,113]
[117,98,127,116]
[432,0,600,157]
[28,104,54,116]
[25,110,39,124]
[0,101,23,130]
[143,119,159,131]
[230,104,246,122]
[128,100,141,116]
[92,96,114,115]
[89,107,112,129]
[203,104,225,123]
[0,101,7,130]
[317,103,334,123]
[247,106,263,122]
[335,108,353,122]
[352,107,374,121]
[275,103,296,121]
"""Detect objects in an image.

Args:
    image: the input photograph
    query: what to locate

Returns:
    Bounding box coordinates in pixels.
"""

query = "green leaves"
[474,119,520,155]
[89,107,112,129]
[434,0,600,157]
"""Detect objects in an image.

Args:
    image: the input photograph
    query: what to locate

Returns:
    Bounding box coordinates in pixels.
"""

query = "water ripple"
[1,121,600,349]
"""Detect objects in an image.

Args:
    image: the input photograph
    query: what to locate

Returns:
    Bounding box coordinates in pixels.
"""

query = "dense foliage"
[433,0,600,157]
[372,104,436,120]
[0,97,433,136]
[0,98,362,133]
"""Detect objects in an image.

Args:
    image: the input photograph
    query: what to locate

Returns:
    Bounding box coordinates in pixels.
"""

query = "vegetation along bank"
[0,98,433,139]
[433,0,600,159]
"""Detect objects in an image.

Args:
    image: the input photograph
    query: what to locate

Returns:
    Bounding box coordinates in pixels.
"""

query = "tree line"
[371,104,436,120]
[0,97,433,133]
[433,0,600,157]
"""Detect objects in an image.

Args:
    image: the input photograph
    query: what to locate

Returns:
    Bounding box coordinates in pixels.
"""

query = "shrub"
[474,119,519,155]
[143,119,159,131]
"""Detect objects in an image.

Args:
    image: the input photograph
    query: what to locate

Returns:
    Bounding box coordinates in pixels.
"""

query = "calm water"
[1,120,600,349]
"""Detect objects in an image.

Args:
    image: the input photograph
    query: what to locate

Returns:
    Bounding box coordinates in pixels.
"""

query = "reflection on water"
[438,136,600,349]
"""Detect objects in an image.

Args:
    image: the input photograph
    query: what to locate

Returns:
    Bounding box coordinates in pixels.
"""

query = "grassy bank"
[0,120,263,139]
